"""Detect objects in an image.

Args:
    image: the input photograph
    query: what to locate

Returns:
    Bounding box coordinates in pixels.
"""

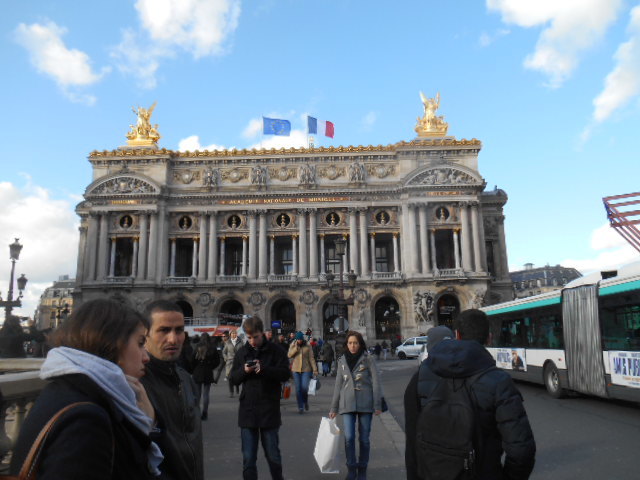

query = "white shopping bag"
[308,378,318,396]
[314,417,341,474]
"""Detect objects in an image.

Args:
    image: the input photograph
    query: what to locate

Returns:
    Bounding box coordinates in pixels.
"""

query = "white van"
[396,336,428,359]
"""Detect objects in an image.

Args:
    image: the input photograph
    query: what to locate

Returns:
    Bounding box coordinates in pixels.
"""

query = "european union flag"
[307,116,318,135]
[263,117,291,136]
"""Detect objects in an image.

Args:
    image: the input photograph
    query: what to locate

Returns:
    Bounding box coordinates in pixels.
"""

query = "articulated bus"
[481,262,640,402]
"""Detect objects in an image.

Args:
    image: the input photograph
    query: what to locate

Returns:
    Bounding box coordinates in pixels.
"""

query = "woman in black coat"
[10,299,162,479]
[191,333,221,420]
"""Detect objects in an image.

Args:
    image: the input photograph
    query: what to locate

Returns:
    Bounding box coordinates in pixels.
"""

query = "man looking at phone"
[230,316,290,480]
[142,300,203,480]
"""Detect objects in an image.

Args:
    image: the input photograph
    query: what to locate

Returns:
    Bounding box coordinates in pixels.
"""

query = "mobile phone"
[246,360,257,367]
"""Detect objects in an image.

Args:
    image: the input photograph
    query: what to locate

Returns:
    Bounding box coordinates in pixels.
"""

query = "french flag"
[307,116,334,138]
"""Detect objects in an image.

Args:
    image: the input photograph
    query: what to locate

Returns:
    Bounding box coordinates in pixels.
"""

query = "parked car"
[395,336,428,359]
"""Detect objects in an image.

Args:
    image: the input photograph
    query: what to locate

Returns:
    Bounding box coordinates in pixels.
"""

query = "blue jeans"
[292,371,312,410]
[240,427,283,480]
[322,361,331,375]
[194,383,211,415]
[342,412,372,468]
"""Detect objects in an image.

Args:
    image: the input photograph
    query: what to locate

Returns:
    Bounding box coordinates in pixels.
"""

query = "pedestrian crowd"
[4,302,535,480]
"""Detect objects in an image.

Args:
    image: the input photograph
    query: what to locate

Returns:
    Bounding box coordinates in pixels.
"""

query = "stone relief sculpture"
[472,290,486,309]
[91,177,156,195]
[416,168,477,186]
[348,162,366,182]
[251,166,267,187]
[203,168,219,188]
[299,164,316,185]
[414,291,435,325]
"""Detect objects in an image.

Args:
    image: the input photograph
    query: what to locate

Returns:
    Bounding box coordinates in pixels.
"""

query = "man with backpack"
[404,309,536,480]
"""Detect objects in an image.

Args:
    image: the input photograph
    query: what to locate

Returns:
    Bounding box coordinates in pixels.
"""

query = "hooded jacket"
[404,339,536,480]
[141,355,204,480]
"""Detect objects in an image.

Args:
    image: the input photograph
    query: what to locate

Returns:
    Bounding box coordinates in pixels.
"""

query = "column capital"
[370,232,376,238]
[111,236,117,241]
[170,237,176,243]
[134,236,140,242]
[256,209,268,215]
[319,233,325,238]
[393,232,399,238]
[193,236,199,242]
[292,234,299,239]
[242,235,249,240]
[78,226,88,234]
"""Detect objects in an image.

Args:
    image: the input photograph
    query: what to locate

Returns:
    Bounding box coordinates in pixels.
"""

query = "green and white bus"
[481,262,640,401]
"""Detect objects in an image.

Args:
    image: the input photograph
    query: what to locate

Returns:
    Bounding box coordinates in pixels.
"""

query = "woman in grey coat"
[222,329,242,397]
[329,331,381,480]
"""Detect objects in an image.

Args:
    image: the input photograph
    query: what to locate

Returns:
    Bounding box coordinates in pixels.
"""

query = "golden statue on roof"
[126,101,161,146]
[415,92,448,138]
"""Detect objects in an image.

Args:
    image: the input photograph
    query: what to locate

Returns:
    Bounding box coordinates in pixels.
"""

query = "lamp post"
[53,302,70,328]
[325,238,357,333]
[0,238,28,322]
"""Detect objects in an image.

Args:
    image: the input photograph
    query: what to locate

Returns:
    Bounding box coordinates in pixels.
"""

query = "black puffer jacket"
[10,374,155,479]
[192,348,221,384]
[230,338,290,429]
[141,355,203,480]
[405,340,536,480]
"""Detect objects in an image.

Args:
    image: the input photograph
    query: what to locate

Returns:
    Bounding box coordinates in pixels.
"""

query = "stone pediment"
[86,175,160,196]
[405,166,483,187]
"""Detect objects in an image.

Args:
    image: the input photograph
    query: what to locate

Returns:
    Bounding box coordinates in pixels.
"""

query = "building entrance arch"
[176,300,193,319]
[271,299,296,335]
[323,302,348,340]
[374,297,400,340]
[219,299,244,321]
[436,294,459,329]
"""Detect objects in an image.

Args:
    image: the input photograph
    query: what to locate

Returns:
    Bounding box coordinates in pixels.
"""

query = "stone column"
[471,203,484,273]
[170,238,176,277]
[292,235,298,275]
[86,213,99,281]
[108,237,117,277]
[369,233,376,273]
[75,219,88,283]
[408,205,419,274]
[242,235,248,277]
[319,234,326,274]
[192,238,199,277]
[248,213,257,279]
[147,212,158,280]
[298,210,308,278]
[453,229,461,270]
[309,210,318,278]
[418,205,430,274]
[137,213,148,280]
[359,209,369,276]
[349,209,358,274]
[393,232,400,272]
[198,214,207,280]
[259,210,268,279]
[156,205,169,281]
[97,214,109,280]
[219,237,226,276]
[460,203,472,272]
[477,205,488,272]
[132,237,139,278]
[269,235,275,275]
[344,237,350,272]
[430,229,437,271]
[207,213,218,280]
[497,215,510,279]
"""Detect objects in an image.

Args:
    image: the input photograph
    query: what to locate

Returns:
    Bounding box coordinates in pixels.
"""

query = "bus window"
[530,314,563,349]
[601,304,640,351]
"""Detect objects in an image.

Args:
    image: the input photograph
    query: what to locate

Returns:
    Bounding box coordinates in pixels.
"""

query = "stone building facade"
[74,96,512,341]
[35,275,74,329]
[511,263,582,299]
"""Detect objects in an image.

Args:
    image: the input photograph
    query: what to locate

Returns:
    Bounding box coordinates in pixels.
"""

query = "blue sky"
[1,0,639,317]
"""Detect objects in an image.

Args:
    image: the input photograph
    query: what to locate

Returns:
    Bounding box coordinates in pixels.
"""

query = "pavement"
[202,372,407,479]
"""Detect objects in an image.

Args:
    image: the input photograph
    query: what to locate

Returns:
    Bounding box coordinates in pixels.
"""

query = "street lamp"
[54,302,70,328]
[325,237,357,333]
[0,238,28,321]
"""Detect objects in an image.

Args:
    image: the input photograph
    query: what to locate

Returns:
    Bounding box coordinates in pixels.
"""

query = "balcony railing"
[0,359,45,471]
[371,271,403,280]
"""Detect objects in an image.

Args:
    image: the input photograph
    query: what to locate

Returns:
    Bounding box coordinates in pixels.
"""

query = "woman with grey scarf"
[10,299,163,479]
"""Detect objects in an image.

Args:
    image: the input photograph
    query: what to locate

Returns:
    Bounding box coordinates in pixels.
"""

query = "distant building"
[510,263,582,299]
[35,275,75,329]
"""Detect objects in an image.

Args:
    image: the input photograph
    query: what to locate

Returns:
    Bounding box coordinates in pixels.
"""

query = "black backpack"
[415,365,495,480]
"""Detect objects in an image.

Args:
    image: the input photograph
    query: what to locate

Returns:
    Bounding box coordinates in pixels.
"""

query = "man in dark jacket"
[230,316,290,480]
[404,309,536,480]
[141,300,204,480]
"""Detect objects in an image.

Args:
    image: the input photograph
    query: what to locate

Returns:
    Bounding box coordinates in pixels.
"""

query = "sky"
[1,0,640,318]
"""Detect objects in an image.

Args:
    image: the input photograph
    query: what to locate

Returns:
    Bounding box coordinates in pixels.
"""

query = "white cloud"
[487,0,624,87]
[361,111,377,131]
[591,6,640,123]
[14,21,108,104]
[0,180,78,319]
[113,0,241,87]
[177,135,227,151]
[242,118,264,139]
[478,28,510,47]
[561,222,639,273]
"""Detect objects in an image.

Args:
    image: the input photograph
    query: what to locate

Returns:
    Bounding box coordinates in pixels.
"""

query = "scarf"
[41,347,163,476]
[344,349,363,372]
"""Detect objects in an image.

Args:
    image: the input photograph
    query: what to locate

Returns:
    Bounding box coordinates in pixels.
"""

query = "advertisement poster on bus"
[495,348,527,372]
[609,351,640,388]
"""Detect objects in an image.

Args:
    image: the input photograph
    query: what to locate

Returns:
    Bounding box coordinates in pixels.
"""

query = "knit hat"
[426,325,454,352]
[294,331,304,341]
